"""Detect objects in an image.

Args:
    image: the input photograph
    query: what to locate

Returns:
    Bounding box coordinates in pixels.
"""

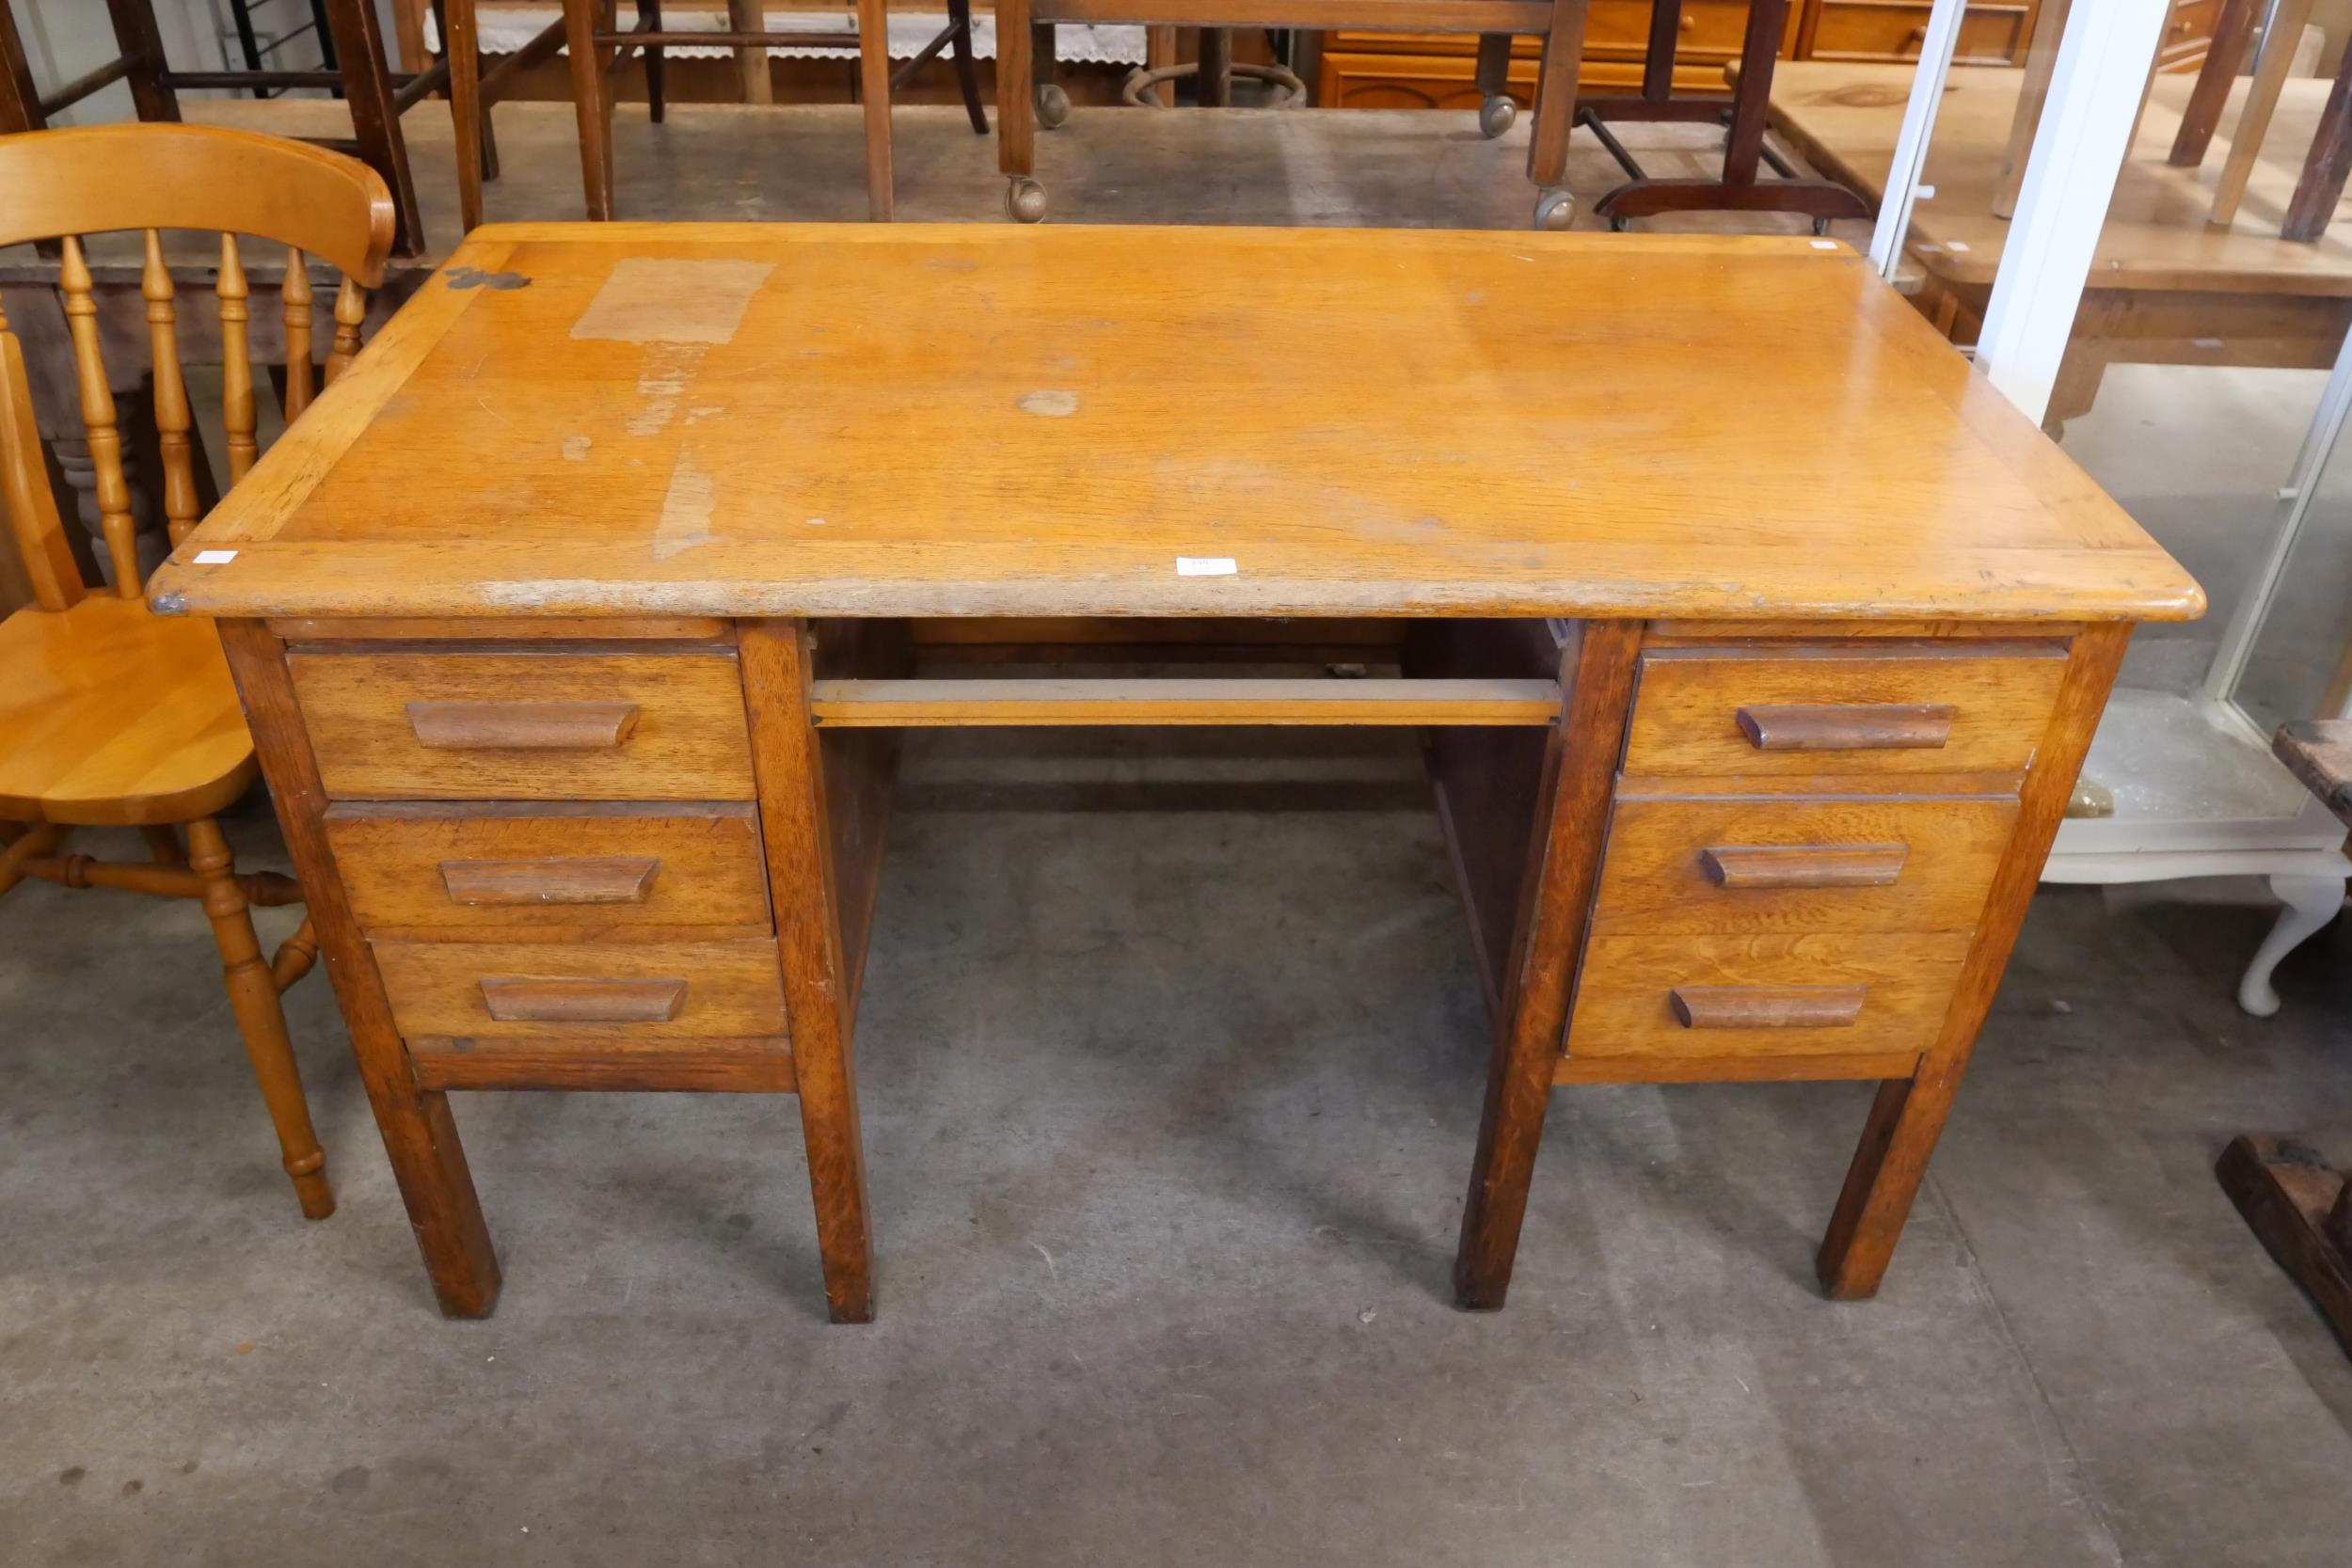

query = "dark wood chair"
[994,0,1594,229]
[463,0,988,224]
[0,121,396,1220]
[0,0,482,257]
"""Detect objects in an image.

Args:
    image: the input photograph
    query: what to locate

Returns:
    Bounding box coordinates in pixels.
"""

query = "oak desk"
[149,223,2202,1322]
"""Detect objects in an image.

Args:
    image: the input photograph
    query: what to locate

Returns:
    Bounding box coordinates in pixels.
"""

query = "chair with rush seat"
[0,123,397,1220]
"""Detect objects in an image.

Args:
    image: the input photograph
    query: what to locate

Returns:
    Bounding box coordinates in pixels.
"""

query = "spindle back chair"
[0,123,397,1221]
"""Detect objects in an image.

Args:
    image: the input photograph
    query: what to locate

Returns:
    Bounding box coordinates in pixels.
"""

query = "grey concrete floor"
[5,727,2352,1567]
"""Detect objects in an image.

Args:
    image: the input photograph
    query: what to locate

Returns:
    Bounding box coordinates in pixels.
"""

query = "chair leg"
[639,0,665,124]
[563,0,615,219]
[186,817,334,1221]
[856,0,894,220]
[142,824,185,865]
[441,0,486,231]
[949,0,987,135]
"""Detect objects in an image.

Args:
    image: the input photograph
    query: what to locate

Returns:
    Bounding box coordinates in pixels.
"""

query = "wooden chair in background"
[0,122,396,1219]
[455,0,989,223]
[0,0,483,256]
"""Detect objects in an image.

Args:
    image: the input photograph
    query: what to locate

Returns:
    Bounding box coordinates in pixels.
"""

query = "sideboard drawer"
[1807,1,2033,65]
[1621,643,2066,784]
[1565,930,1970,1062]
[327,801,771,935]
[1589,793,2017,935]
[373,938,788,1040]
[290,650,755,801]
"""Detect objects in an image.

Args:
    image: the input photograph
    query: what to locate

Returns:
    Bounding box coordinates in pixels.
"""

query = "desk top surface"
[151,223,2201,624]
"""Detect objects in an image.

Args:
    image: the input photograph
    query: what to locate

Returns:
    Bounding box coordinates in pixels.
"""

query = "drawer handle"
[1669,986,1866,1029]
[406,701,642,752]
[440,857,662,906]
[479,975,686,1023]
[1699,844,1908,889]
[1735,703,1955,752]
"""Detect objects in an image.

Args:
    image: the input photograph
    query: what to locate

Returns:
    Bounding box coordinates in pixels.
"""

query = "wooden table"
[1764,61,2352,430]
[149,223,2199,1320]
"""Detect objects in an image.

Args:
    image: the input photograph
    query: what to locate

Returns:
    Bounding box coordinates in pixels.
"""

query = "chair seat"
[0,595,258,826]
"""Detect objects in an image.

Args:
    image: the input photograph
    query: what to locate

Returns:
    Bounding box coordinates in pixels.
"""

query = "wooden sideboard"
[1317,0,2218,107]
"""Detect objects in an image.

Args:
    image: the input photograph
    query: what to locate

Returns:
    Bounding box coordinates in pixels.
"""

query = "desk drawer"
[290,650,755,801]
[1589,794,2017,936]
[1621,643,2065,784]
[326,802,771,936]
[373,938,787,1041]
[1565,930,1969,1062]
[1807,1,2032,65]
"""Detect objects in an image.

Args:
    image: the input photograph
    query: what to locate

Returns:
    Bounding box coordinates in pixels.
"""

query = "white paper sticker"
[1810,240,1837,250]
[1177,557,1237,577]
[1947,241,1972,254]
[193,549,238,564]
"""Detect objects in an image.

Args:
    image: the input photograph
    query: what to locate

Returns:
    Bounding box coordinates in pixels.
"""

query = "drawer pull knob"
[406,701,643,751]
[1735,703,1955,752]
[440,858,662,906]
[1699,844,1909,889]
[1669,986,1867,1029]
[479,975,687,1023]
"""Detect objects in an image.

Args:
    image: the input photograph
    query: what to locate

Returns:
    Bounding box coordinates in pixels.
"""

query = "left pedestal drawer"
[372,939,789,1041]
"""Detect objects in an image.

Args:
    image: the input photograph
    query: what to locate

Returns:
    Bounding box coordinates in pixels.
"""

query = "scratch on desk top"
[653,452,721,560]
[570,257,777,344]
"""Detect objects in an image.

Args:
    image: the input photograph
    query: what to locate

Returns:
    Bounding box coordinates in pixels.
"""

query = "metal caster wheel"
[1038,84,1071,130]
[1479,95,1516,139]
[1533,189,1574,231]
[1609,214,1630,233]
[1812,216,1833,237]
[1006,177,1047,224]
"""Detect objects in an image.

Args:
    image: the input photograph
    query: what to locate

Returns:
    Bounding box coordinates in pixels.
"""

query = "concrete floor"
[8,101,2352,1566]
[5,728,2352,1567]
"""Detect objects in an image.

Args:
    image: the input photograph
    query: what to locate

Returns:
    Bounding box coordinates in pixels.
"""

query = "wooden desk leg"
[1454,621,1641,1310]
[741,620,877,1323]
[857,0,895,222]
[1817,623,2129,1298]
[562,0,615,220]
[996,0,1043,221]
[1523,0,1590,230]
[217,620,501,1317]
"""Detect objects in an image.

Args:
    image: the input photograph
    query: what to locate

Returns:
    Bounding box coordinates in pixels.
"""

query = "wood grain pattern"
[373,936,787,1039]
[740,618,876,1323]
[1569,930,1970,1059]
[1589,794,2017,934]
[1817,623,2132,1298]
[1669,985,1867,1028]
[290,650,754,800]
[147,226,2201,626]
[807,677,1563,726]
[1555,1049,1922,1084]
[326,800,771,933]
[269,615,732,641]
[1623,643,2067,779]
[410,1036,796,1092]
[215,619,501,1317]
[1454,620,1643,1311]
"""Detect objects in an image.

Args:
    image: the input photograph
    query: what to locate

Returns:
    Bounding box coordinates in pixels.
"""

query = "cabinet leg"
[2238,871,2346,1017]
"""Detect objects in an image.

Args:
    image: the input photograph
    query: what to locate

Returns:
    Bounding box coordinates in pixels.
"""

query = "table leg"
[1197,28,1232,108]
[2285,48,2352,243]
[1722,0,1789,188]
[1817,623,2129,1297]
[2169,0,2262,167]
[726,0,772,103]
[216,620,501,1317]
[996,0,1043,221]
[323,0,426,257]
[741,621,877,1323]
[1453,621,1642,1310]
[2211,0,2320,228]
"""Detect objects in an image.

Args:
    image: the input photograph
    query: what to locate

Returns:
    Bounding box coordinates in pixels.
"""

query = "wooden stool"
[993,0,1595,229]
[0,0,478,258]
[524,0,990,223]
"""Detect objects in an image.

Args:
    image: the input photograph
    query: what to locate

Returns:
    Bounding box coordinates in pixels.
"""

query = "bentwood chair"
[0,123,396,1219]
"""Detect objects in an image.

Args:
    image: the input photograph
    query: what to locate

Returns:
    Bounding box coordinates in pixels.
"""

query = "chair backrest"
[0,123,395,611]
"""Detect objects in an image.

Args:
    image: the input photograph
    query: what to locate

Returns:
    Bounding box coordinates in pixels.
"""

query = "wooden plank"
[411,1036,796,1092]
[806,677,1564,726]
[813,620,910,1022]
[2215,1133,2352,1359]
[269,615,733,641]
[1555,1050,1921,1085]
[372,936,788,1038]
